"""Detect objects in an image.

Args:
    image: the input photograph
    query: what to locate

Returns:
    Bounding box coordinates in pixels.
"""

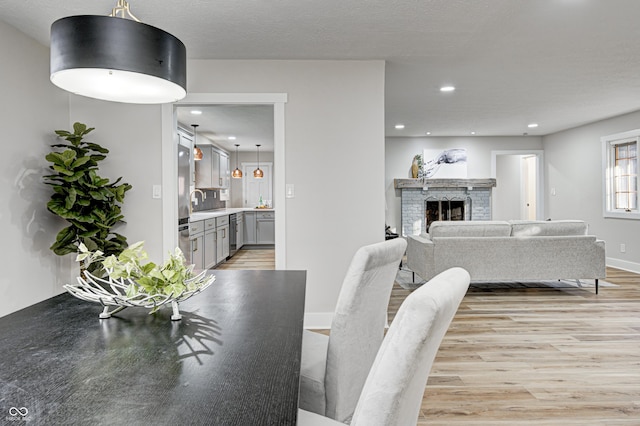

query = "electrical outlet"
[620,243,626,253]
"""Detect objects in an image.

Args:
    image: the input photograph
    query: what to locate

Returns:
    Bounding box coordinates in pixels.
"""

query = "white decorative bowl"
[64,270,215,321]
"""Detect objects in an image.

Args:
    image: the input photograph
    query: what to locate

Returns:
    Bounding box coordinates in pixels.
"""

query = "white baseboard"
[304,312,333,330]
[607,257,640,274]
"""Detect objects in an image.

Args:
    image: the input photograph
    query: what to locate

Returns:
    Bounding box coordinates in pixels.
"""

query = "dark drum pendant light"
[232,144,243,178]
[253,144,264,179]
[192,124,203,161]
[50,0,187,104]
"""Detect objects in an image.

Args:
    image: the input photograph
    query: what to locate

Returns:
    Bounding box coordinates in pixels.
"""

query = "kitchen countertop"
[190,207,275,222]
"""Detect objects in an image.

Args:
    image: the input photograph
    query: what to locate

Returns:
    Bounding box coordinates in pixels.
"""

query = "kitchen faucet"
[189,189,205,215]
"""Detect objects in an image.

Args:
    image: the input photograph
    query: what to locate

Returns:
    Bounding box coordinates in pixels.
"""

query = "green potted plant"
[44,122,132,275]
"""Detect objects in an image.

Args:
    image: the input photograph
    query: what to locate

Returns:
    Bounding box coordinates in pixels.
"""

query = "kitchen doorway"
[491,150,544,221]
[161,93,287,268]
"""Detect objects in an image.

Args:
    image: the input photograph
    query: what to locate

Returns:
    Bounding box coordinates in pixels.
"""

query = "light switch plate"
[286,184,295,198]
[152,184,162,199]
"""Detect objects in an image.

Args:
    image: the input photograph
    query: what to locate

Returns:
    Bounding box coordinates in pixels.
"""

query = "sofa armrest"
[406,234,435,281]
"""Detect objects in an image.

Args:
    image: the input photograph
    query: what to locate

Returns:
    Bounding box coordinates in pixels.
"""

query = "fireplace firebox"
[425,198,468,231]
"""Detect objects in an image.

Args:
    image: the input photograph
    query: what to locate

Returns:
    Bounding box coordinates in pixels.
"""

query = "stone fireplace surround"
[395,178,497,237]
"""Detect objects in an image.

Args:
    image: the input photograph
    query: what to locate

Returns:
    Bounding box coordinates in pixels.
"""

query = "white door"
[242,162,273,208]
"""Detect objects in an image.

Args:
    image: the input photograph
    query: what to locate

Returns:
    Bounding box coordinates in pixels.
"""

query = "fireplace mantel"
[394,178,496,189]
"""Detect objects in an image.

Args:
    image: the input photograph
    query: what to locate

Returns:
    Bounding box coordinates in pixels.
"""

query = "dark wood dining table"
[0,269,306,425]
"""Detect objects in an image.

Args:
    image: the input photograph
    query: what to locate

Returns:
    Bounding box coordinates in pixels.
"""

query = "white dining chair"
[298,267,470,426]
[299,237,407,423]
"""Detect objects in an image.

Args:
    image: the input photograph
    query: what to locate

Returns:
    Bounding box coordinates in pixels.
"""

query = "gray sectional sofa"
[406,220,606,293]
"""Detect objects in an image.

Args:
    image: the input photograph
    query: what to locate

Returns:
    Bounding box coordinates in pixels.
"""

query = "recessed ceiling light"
[527,123,539,128]
[190,110,202,115]
[440,86,455,92]
[470,131,476,135]
[426,132,431,135]
[228,136,236,140]
[395,124,405,129]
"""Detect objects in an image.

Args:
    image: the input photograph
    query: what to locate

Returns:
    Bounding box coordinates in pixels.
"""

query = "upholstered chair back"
[324,237,407,422]
[350,267,470,426]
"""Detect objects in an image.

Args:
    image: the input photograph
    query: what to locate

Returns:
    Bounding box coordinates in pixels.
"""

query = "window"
[603,130,640,219]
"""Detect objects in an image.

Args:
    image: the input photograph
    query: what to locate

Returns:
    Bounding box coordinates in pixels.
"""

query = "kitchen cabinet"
[216,215,230,264]
[195,146,230,189]
[189,220,204,270]
[219,152,230,189]
[256,211,275,244]
[204,218,217,269]
[244,211,256,244]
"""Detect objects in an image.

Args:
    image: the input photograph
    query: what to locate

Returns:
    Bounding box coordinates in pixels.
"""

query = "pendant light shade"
[49,1,186,104]
[253,144,264,179]
[232,144,243,178]
[192,124,203,161]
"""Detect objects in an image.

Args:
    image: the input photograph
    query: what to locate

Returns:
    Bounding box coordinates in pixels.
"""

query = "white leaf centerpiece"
[64,241,214,321]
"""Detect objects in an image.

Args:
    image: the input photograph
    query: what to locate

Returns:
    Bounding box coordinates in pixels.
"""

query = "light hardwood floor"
[217,250,640,424]
[412,267,640,425]
[215,248,275,270]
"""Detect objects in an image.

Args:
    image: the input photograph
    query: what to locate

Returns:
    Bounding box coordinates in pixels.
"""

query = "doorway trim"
[161,93,287,268]
[491,150,545,220]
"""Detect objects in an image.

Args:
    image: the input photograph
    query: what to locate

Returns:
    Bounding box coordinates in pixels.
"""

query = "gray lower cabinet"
[244,211,256,244]
[204,218,217,269]
[216,215,230,264]
[243,211,275,245]
[256,211,275,244]
[189,220,205,270]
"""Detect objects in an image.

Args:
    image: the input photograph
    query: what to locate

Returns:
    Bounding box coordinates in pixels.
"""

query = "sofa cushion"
[509,220,587,237]
[429,221,512,238]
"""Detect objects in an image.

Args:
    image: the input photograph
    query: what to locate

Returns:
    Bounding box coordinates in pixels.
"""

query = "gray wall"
[385,136,543,234]
[67,98,166,263]
[0,21,72,317]
[493,155,523,221]
[188,60,385,325]
[543,110,640,272]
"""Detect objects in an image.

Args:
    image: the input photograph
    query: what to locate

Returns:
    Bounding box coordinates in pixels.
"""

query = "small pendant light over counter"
[192,124,203,161]
[232,144,243,178]
[253,144,264,179]
[49,0,187,104]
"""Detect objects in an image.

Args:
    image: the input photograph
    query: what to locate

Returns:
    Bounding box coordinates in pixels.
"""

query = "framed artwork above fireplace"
[422,148,467,179]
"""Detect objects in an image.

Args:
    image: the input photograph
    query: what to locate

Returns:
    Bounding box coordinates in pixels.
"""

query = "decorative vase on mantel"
[411,154,423,178]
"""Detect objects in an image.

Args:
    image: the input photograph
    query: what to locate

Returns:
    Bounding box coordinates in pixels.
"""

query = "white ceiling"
[176,105,274,153]
[3,0,640,140]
